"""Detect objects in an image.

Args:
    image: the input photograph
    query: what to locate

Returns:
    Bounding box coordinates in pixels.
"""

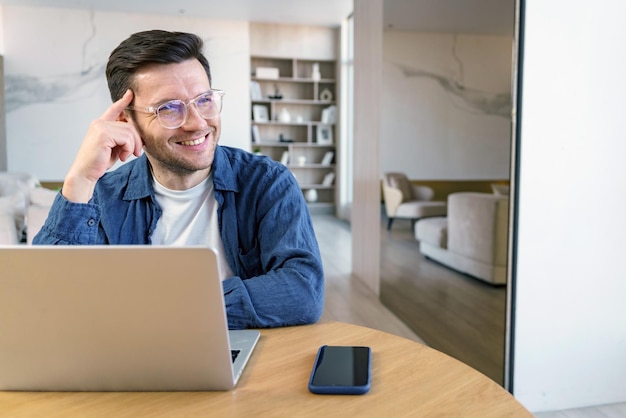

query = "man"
[34,30,324,330]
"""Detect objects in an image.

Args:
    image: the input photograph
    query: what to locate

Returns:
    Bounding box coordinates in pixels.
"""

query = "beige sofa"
[0,172,57,245]
[381,172,447,230]
[414,192,509,285]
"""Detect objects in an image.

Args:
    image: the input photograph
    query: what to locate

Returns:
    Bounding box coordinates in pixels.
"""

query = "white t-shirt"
[150,173,233,281]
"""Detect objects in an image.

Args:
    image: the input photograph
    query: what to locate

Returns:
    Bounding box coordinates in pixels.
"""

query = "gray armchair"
[382,172,447,230]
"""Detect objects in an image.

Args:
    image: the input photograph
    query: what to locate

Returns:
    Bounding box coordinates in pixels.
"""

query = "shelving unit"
[250,56,337,214]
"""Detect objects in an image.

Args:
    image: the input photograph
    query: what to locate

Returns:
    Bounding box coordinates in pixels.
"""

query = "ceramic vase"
[304,189,318,203]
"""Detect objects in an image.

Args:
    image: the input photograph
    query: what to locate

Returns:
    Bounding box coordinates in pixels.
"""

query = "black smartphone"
[308,345,372,395]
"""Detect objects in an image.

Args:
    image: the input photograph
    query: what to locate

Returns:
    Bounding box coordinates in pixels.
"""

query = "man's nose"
[182,104,208,130]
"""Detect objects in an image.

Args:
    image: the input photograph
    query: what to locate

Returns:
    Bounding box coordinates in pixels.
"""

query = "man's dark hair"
[106,30,212,102]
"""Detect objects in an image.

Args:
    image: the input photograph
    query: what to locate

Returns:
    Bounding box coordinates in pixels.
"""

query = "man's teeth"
[180,136,206,146]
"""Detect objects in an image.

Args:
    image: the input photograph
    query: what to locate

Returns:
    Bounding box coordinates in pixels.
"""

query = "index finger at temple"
[101,89,134,121]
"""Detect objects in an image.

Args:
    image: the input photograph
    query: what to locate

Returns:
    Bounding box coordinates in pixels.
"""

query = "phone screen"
[309,345,371,394]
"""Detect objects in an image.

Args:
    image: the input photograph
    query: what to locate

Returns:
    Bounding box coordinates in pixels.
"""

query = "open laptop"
[0,246,260,391]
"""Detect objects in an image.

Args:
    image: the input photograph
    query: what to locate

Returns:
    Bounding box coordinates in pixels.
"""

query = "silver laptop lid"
[0,246,255,391]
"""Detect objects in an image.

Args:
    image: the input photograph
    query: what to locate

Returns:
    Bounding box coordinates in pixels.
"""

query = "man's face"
[128,58,220,186]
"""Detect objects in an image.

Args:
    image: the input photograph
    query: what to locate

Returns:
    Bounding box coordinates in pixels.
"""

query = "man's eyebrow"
[135,95,178,108]
[151,90,214,106]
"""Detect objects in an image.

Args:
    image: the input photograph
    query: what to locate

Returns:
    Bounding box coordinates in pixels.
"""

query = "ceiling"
[0,0,352,27]
[0,0,515,35]
[384,0,515,35]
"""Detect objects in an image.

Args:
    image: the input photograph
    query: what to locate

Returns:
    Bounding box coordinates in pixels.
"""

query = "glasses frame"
[127,89,225,129]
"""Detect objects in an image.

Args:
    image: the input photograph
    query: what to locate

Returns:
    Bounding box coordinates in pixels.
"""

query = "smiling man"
[34,30,324,329]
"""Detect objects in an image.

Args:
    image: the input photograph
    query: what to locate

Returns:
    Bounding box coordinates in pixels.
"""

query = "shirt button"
[87,219,96,227]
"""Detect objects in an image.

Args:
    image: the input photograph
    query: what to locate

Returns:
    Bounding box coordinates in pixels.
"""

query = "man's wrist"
[61,174,97,203]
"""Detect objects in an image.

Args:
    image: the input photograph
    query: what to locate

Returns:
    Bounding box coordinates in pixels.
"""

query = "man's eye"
[159,102,183,115]
[197,95,214,106]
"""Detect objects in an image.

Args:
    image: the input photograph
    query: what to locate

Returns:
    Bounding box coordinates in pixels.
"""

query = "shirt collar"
[122,154,154,201]
[212,146,239,193]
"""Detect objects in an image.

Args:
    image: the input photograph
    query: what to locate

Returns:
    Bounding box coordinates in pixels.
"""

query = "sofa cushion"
[415,216,448,248]
[27,204,52,245]
[0,192,24,242]
[0,172,40,238]
[447,192,509,266]
[30,186,58,206]
[25,187,58,245]
[0,212,19,244]
[387,174,414,202]
[396,201,447,219]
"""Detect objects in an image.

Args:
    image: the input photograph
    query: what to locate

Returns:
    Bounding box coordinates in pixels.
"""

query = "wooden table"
[0,321,531,417]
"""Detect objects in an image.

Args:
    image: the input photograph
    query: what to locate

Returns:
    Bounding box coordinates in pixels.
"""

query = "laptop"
[0,246,260,391]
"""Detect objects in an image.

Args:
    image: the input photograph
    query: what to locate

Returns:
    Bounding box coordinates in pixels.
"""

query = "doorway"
[376,0,516,386]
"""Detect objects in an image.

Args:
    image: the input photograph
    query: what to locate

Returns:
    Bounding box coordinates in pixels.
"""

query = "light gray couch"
[381,172,447,230]
[414,192,509,285]
[0,172,57,245]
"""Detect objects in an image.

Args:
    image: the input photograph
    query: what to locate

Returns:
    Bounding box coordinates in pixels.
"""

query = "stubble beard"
[142,128,219,177]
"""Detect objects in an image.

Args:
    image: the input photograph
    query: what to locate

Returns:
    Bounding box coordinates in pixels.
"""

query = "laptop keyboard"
[231,350,241,363]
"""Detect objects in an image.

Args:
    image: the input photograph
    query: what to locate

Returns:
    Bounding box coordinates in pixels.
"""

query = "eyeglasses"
[127,89,225,129]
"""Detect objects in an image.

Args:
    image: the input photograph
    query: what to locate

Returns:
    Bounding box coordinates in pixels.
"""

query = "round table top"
[0,321,531,417]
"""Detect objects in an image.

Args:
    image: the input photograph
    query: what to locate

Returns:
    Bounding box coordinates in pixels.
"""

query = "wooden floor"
[314,212,505,382]
[312,215,424,344]
[379,215,507,385]
[312,213,626,417]
[534,403,626,418]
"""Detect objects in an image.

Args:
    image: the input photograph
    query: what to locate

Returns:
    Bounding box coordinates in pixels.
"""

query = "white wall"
[0,5,4,54]
[249,22,337,60]
[0,6,6,171]
[0,54,6,172]
[382,31,513,180]
[3,5,250,181]
[512,0,626,412]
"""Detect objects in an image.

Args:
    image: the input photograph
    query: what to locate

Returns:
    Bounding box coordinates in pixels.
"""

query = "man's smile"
[179,135,207,146]
[175,128,214,147]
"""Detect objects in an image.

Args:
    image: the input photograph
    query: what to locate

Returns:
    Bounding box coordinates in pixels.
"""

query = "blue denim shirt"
[34,146,324,329]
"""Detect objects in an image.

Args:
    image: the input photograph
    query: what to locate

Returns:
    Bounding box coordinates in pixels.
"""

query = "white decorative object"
[321,151,334,166]
[297,156,306,166]
[256,67,279,79]
[312,63,321,81]
[250,81,262,100]
[252,105,269,122]
[251,125,260,143]
[304,189,318,203]
[280,151,289,165]
[319,88,333,101]
[317,125,333,145]
[322,172,335,186]
[278,108,291,123]
[321,105,336,124]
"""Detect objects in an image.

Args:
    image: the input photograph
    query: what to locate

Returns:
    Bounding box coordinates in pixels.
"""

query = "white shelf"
[251,55,338,209]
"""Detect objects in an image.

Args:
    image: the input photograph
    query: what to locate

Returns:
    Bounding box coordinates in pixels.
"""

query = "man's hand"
[62,90,143,203]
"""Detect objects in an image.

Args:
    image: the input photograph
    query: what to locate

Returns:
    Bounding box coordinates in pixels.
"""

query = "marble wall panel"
[382,31,513,180]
